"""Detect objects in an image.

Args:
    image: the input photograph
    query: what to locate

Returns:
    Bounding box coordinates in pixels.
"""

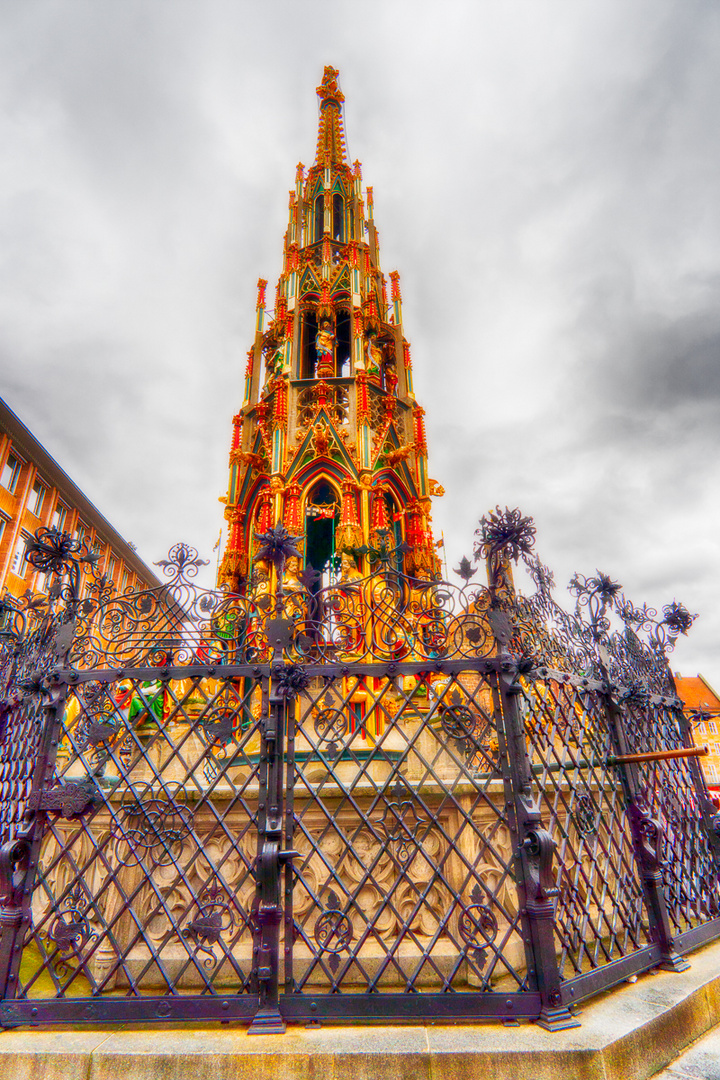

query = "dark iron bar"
[606,745,709,767]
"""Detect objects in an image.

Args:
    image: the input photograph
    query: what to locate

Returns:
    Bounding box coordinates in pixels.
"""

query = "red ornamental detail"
[405,506,424,548]
[245,351,254,378]
[403,341,411,368]
[283,484,303,532]
[340,481,360,528]
[356,373,369,422]
[231,415,242,451]
[413,408,427,453]
[256,279,268,309]
[389,271,402,303]
[315,381,332,410]
[370,485,391,534]
[274,380,287,426]
[322,237,331,263]
[285,314,294,339]
[256,488,273,534]
[277,296,287,319]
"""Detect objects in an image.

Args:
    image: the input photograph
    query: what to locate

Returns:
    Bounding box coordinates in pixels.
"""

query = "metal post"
[484,544,580,1031]
[599,673,689,972]
[248,674,287,1034]
[494,651,580,1031]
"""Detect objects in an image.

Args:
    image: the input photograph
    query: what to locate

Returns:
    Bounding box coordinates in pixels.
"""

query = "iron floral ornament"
[474,506,537,564]
[25,527,99,578]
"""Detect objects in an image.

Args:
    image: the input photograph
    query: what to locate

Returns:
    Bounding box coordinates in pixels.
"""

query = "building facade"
[0,397,159,601]
[675,673,720,791]
[219,66,443,594]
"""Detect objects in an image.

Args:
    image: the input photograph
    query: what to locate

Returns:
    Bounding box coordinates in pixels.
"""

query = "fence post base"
[536,1005,581,1032]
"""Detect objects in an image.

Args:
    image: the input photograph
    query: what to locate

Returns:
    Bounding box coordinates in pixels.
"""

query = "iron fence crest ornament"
[0,511,716,1032]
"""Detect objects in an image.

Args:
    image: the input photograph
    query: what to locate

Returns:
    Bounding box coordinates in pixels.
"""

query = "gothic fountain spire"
[219,69,443,592]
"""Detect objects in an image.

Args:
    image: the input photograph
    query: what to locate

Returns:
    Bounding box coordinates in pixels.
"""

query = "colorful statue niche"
[265,338,286,382]
[366,332,384,382]
[315,320,335,378]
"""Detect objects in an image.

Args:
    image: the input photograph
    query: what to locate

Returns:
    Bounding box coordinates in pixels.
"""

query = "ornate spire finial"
[315,66,346,166]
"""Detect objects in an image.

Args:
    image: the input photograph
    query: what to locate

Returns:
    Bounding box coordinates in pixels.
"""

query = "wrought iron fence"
[0,513,717,1032]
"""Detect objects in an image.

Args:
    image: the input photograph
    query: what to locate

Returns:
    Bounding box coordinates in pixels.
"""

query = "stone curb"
[0,938,718,1080]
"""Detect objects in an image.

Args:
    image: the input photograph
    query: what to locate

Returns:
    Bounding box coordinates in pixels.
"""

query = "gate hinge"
[27,779,99,820]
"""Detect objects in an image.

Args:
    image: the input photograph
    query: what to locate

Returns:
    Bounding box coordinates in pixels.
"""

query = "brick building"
[675,673,720,790]
[0,397,159,600]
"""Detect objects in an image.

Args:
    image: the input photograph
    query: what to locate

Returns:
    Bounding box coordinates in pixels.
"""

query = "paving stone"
[0,1027,113,1080]
[652,1025,720,1079]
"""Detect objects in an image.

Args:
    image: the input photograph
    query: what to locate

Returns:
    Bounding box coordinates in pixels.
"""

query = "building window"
[121,569,130,592]
[706,764,719,784]
[11,534,29,576]
[0,518,6,551]
[300,310,319,379]
[107,556,117,582]
[332,193,345,242]
[708,721,718,734]
[1,454,22,494]
[29,479,46,517]
[314,193,324,242]
[51,503,67,531]
[336,309,351,375]
[34,570,50,595]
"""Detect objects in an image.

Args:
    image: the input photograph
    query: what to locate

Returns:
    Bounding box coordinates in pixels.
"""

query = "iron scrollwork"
[314,890,353,973]
[182,884,237,968]
[378,786,426,866]
[439,691,499,774]
[572,792,597,838]
[627,801,666,874]
[459,885,499,970]
[47,885,99,976]
[118,783,194,867]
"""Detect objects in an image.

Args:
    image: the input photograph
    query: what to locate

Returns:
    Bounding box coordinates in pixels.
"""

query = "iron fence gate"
[0,514,718,1031]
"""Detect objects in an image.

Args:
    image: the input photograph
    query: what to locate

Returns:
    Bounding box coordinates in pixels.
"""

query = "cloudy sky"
[0,0,719,682]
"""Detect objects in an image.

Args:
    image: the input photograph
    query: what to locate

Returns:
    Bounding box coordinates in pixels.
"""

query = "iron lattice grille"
[1,521,719,1029]
[17,663,528,1001]
[0,696,47,847]
[621,699,720,934]
[21,670,265,1001]
[518,674,650,980]
[287,668,525,994]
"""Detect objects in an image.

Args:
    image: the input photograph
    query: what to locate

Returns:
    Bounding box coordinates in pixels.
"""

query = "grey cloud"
[1,0,719,679]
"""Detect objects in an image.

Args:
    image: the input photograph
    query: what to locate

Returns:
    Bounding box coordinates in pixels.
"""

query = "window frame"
[1,453,22,494]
